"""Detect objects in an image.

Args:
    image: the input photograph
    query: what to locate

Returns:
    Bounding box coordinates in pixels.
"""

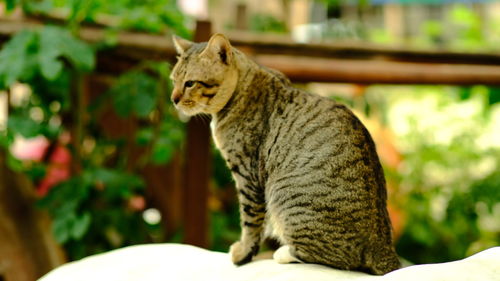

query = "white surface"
[39,244,500,281]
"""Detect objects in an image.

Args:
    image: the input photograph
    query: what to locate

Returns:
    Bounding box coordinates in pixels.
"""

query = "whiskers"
[194,113,212,124]
[190,100,212,124]
[176,99,212,124]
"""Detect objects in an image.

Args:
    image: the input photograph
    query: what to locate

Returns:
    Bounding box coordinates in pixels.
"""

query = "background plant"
[0,0,187,260]
[364,85,500,263]
[9,0,190,36]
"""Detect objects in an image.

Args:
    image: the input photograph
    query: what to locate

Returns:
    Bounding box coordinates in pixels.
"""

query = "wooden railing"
[2,18,499,84]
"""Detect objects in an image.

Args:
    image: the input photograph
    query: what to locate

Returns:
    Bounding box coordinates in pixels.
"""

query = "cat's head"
[170,33,238,116]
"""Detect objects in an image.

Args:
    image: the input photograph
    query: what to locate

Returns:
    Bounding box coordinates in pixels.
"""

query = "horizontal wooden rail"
[226,31,500,66]
[1,18,500,85]
[255,55,500,85]
[0,19,176,61]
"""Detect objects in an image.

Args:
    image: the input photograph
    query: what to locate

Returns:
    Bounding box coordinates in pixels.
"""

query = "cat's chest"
[210,119,222,149]
[210,119,237,161]
[210,117,255,153]
[211,118,264,177]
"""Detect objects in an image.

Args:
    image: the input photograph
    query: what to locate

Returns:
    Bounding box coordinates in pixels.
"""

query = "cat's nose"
[172,95,181,105]
[172,91,182,105]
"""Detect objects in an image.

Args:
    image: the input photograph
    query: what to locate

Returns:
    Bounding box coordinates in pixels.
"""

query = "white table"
[39,244,500,281]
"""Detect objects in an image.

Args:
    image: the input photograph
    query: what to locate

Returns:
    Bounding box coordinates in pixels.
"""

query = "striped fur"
[170,34,400,275]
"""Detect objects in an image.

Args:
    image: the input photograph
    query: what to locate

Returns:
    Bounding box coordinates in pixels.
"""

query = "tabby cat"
[170,33,400,275]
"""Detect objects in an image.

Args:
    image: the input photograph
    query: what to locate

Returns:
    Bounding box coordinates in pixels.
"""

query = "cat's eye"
[198,81,217,88]
[184,80,195,88]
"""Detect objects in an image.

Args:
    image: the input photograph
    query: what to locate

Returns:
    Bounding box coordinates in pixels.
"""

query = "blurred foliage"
[357,10,500,264]
[37,168,150,258]
[0,26,94,88]
[323,19,366,40]
[369,4,500,51]
[0,0,186,260]
[362,85,500,263]
[249,13,288,34]
[321,0,369,7]
[4,0,191,37]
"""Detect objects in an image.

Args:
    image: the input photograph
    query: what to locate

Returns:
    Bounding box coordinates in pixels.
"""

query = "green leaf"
[71,212,92,240]
[38,27,65,80]
[487,87,500,105]
[25,162,47,182]
[38,176,91,215]
[89,168,144,198]
[38,26,95,73]
[39,57,63,80]
[6,152,23,172]
[135,127,153,145]
[134,90,157,117]
[110,72,158,118]
[24,0,53,14]
[53,200,79,220]
[148,118,184,164]
[6,0,19,12]
[61,33,95,71]
[0,30,36,87]
[52,213,76,244]
[151,141,172,164]
[111,87,133,117]
[0,131,14,148]
[7,115,41,138]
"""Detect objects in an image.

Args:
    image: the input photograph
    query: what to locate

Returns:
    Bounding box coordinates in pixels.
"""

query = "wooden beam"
[254,55,500,85]
[1,18,499,84]
[182,20,212,248]
[226,31,500,66]
[0,19,177,63]
[1,18,500,66]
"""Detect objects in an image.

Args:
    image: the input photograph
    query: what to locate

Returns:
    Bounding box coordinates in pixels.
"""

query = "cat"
[170,33,400,275]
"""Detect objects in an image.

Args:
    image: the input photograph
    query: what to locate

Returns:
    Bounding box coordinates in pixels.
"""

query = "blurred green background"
[0,0,499,279]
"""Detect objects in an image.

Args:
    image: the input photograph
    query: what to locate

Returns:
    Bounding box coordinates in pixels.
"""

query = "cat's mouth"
[181,100,195,107]
[177,99,209,116]
[175,89,221,116]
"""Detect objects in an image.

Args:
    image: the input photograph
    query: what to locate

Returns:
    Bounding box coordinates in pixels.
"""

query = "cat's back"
[265,85,380,187]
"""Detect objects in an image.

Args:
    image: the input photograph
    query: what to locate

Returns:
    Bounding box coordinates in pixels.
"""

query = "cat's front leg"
[230,184,266,265]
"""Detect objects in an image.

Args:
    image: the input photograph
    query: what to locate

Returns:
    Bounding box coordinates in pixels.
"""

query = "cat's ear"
[199,33,232,65]
[172,35,194,54]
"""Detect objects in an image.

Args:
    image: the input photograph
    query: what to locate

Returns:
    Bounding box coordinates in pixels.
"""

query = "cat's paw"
[273,245,300,264]
[229,241,255,266]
